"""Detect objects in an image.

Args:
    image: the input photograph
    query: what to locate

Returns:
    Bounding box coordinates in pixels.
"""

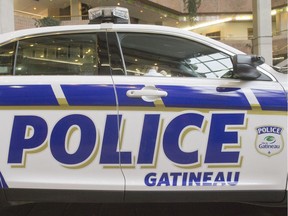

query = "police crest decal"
[255,126,284,157]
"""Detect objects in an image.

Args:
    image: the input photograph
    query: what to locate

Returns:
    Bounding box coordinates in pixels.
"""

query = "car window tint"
[118,33,233,78]
[15,33,111,76]
[0,42,15,75]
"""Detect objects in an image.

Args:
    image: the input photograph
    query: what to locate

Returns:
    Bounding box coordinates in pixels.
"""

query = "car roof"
[0,23,243,55]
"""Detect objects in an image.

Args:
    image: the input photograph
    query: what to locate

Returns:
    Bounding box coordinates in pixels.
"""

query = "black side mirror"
[232,54,264,80]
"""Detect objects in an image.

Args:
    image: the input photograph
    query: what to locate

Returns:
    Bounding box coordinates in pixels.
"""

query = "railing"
[14,10,43,19]
[51,15,89,21]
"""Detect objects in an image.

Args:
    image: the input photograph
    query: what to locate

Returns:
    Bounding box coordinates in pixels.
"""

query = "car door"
[111,32,287,202]
[0,31,125,202]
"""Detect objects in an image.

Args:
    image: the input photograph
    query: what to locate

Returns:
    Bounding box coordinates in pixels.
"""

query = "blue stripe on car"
[0,172,8,189]
[0,85,58,106]
[156,85,252,110]
[252,89,287,111]
[61,84,117,106]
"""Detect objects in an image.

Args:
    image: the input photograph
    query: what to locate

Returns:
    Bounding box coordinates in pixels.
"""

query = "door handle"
[126,86,168,102]
[126,89,167,98]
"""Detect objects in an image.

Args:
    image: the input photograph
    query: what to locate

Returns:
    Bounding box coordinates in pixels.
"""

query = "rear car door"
[111,31,287,202]
[0,31,124,202]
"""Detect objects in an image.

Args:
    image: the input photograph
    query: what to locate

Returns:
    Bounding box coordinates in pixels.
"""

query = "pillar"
[252,0,273,65]
[276,10,288,36]
[70,0,81,21]
[0,0,15,33]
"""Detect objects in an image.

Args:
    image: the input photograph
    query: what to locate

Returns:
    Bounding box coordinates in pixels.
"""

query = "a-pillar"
[70,0,81,21]
[0,0,14,33]
[252,0,273,65]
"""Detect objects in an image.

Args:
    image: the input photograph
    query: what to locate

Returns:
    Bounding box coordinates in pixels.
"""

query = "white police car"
[0,7,287,205]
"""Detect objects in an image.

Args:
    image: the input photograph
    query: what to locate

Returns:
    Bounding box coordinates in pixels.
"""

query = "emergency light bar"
[88,7,130,24]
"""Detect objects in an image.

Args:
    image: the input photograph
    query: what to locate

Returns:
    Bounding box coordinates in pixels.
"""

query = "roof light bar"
[88,7,130,24]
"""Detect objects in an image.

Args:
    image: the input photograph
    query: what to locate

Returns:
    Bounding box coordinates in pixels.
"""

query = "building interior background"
[2,0,288,67]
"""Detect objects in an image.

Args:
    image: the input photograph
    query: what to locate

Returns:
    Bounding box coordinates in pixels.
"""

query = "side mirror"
[232,54,264,80]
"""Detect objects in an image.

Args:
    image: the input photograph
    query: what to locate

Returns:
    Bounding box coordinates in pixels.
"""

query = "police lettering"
[7,112,245,167]
[144,172,240,187]
[257,126,282,135]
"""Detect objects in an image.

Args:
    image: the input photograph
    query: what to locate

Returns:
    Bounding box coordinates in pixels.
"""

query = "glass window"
[0,42,15,75]
[106,32,125,75]
[188,52,233,78]
[118,33,234,79]
[15,33,111,76]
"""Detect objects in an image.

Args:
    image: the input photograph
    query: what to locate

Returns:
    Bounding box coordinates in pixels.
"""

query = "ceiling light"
[271,9,277,16]
[234,15,252,21]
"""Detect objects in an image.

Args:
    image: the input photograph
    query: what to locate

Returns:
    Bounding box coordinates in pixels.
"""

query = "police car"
[0,7,287,205]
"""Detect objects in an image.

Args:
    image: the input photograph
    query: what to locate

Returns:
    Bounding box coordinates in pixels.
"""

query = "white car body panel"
[112,76,287,191]
[0,76,124,191]
[0,23,286,203]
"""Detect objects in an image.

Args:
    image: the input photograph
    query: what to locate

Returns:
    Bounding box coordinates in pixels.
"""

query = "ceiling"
[14,0,188,27]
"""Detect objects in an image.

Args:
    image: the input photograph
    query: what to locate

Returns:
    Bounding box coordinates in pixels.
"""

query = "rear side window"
[15,33,111,76]
[0,42,15,75]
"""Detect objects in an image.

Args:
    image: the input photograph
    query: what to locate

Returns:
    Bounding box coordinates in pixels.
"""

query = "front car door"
[111,30,287,203]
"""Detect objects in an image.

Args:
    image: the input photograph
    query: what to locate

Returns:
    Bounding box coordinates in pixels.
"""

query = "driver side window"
[118,33,233,79]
